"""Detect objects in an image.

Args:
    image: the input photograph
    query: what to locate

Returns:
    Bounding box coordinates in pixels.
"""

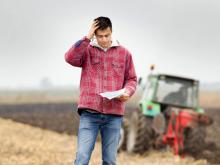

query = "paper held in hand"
[100,88,125,100]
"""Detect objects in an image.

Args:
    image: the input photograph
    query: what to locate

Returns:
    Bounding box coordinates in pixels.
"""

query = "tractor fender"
[139,100,161,117]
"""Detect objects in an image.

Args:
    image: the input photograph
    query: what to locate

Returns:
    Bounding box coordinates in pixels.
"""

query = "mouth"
[101,44,109,48]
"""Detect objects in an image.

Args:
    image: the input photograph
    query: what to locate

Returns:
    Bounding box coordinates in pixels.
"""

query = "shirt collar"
[90,37,119,52]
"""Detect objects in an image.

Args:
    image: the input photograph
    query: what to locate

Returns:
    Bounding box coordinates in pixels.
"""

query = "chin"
[101,45,108,48]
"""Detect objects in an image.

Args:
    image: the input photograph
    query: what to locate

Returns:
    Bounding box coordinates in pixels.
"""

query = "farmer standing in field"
[65,16,137,165]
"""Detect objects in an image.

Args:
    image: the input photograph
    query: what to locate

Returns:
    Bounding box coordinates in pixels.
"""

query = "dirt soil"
[0,103,219,164]
[0,118,212,165]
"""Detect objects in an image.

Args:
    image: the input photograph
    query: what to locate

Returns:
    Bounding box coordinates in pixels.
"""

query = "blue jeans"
[74,110,123,165]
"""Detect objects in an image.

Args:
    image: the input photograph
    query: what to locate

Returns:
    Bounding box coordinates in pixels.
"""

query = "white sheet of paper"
[100,88,125,100]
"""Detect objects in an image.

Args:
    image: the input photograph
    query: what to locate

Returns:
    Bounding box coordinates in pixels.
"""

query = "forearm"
[124,77,137,97]
[124,54,137,97]
[65,37,90,67]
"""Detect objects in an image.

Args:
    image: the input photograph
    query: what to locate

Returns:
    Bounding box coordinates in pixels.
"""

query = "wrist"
[124,87,131,97]
[86,34,93,40]
[83,36,91,42]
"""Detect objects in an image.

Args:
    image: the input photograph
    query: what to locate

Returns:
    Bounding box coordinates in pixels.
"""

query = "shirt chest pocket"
[112,61,124,77]
[91,57,100,64]
[88,51,101,76]
[90,56,101,75]
[90,52,101,65]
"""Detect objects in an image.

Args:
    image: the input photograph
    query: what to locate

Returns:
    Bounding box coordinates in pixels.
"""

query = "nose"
[102,36,108,42]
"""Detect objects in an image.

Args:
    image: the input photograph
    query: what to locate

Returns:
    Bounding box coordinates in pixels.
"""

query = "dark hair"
[94,16,112,33]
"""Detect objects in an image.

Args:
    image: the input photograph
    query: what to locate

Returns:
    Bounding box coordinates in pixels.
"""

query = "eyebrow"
[96,34,110,37]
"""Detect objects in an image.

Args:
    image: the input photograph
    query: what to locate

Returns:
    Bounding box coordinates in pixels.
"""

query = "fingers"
[92,20,99,30]
[93,20,99,25]
[119,97,129,102]
[87,20,99,40]
[117,94,129,102]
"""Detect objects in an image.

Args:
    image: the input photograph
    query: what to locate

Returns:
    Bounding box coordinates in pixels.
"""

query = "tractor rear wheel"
[126,108,154,154]
[183,126,206,154]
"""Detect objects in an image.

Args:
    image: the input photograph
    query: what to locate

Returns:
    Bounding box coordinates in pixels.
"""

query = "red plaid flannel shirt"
[65,37,137,115]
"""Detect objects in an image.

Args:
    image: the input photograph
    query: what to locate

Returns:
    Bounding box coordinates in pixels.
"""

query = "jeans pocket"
[106,116,123,129]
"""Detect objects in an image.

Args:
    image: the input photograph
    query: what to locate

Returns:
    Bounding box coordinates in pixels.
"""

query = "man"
[163,86,188,106]
[65,16,137,165]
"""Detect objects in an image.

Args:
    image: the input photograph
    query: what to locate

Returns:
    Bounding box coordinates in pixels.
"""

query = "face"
[95,27,112,48]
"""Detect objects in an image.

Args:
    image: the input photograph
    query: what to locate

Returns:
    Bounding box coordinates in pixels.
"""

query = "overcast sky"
[0,0,220,89]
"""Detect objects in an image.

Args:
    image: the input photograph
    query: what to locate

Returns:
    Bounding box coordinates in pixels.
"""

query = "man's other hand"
[117,91,130,102]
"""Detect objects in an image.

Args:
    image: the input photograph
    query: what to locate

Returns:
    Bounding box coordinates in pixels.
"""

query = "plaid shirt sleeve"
[65,37,90,67]
[124,52,137,97]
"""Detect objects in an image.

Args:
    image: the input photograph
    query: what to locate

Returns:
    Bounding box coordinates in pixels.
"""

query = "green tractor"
[118,72,212,155]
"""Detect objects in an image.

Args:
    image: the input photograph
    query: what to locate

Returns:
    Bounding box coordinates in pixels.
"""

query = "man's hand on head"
[86,20,99,40]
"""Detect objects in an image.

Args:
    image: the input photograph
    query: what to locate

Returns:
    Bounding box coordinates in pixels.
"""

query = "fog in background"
[1,0,220,89]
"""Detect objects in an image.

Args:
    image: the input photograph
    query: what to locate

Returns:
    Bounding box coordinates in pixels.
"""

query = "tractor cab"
[140,74,203,117]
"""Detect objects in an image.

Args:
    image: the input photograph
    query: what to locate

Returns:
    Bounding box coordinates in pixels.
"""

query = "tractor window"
[142,80,155,100]
[154,77,198,108]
